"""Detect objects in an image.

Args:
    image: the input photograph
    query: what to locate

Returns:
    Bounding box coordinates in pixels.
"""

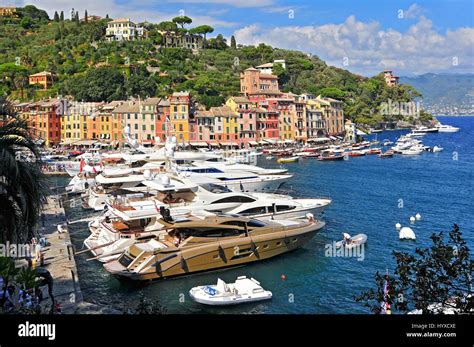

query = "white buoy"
[416,213,421,220]
[410,216,416,223]
[396,223,402,230]
[399,227,416,240]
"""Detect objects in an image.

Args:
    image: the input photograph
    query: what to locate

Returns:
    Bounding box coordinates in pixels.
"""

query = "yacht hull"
[104,221,325,281]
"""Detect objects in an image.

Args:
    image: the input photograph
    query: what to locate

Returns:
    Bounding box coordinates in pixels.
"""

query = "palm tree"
[0,97,48,244]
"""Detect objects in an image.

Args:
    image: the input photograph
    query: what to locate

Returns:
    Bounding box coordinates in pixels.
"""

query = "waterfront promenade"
[40,195,119,314]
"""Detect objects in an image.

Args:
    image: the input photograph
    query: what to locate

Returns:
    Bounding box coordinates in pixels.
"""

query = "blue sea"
[50,116,474,314]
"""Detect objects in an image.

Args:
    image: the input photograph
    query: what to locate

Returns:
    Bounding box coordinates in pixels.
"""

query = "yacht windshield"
[248,219,266,228]
[200,183,232,194]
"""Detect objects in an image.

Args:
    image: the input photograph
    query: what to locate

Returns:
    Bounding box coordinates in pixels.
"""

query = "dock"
[39,195,119,314]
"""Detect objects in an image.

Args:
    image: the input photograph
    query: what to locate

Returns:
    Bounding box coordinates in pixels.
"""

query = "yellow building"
[170,92,193,144]
[61,102,103,145]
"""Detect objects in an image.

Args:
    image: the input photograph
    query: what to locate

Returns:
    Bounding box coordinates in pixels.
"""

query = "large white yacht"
[84,179,330,262]
[177,164,291,192]
[435,123,460,133]
[84,168,157,210]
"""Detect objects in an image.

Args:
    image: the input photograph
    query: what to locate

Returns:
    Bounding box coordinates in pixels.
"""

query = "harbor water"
[49,116,474,314]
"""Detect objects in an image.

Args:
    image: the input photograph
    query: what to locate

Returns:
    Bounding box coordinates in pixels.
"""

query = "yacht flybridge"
[103,212,325,281]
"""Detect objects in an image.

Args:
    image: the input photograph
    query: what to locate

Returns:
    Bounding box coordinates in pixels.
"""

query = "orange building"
[240,67,279,95]
[29,71,53,90]
[30,99,66,147]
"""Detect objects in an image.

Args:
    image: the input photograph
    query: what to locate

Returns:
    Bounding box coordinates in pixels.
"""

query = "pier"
[39,195,119,314]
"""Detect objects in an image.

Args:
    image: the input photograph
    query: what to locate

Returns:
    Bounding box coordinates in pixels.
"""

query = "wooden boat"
[277,156,299,163]
[189,276,272,305]
[378,150,394,158]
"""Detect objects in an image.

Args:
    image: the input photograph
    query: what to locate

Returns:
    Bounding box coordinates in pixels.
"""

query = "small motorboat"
[297,152,319,158]
[378,150,394,158]
[382,139,393,146]
[432,145,444,153]
[189,276,272,306]
[400,148,423,155]
[366,148,382,155]
[277,156,299,163]
[266,156,274,160]
[336,234,367,249]
[347,150,366,157]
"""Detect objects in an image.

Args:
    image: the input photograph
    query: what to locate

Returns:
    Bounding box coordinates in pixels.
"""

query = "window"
[240,207,267,216]
[212,196,255,204]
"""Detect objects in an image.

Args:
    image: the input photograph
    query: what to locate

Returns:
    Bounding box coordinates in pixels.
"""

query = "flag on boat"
[79,158,85,173]
[381,269,391,314]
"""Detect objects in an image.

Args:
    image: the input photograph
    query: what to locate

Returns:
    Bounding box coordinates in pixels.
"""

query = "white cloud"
[234,15,474,76]
[403,3,424,19]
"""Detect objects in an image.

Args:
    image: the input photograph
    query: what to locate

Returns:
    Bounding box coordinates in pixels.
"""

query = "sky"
[5,0,474,76]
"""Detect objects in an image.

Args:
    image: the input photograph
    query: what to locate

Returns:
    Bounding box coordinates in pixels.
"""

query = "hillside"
[0,5,432,125]
[400,73,474,115]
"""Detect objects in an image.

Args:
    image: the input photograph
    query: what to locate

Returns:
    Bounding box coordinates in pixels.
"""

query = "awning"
[284,139,294,144]
[263,139,277,144]
[60,139,77,145]
[74,140,98,146]
[307,137,330,143]
[248,141,259,146]
[356,129,367,136]
[219,142,239,146]
[189,142,208,147]
[329,136,338,140]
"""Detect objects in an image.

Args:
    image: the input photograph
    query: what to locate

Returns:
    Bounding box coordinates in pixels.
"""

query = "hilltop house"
[106,18,147,41]
[256,59,286,74]
[29,71,53,90]
[159,31,204,50]
[240,68,280,96]
[383,70,399,87]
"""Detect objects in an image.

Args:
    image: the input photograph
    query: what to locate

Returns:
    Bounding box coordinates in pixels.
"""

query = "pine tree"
[84,10,88,23]
[60,11,64,21]
[53,11,59,22]
[230,35,236,49]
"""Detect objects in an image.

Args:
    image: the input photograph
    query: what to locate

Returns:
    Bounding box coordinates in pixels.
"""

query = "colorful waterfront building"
[111,101,141,142]
[226,96,257,148]
[61,102,100,145]
[33,99,66,147]
[293,98,307,142]
[319,96,344,135]
[255,108,279,143]
[96,101,122,144]
[195,106,239,147]
[305,99,326,139]
[156,98,170,144]
[266,97,294,143]
[170,92,194,144]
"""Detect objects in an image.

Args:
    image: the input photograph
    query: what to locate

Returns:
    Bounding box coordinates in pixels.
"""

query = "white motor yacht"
[435,124,460,133]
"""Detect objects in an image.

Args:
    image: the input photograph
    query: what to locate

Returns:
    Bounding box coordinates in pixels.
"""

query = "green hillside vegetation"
[0,5,432,125]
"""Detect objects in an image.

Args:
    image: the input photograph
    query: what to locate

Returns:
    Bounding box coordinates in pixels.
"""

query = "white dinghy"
[189,276,272,306]
[336,233,367,249]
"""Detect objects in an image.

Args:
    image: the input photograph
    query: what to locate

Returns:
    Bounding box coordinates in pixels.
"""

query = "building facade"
[106,18,146,41]
[29,71,52,90]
